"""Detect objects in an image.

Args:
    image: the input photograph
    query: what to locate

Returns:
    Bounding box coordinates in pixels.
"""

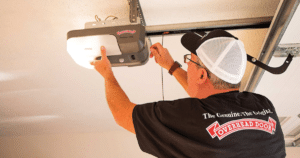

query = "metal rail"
[145,17,273,37]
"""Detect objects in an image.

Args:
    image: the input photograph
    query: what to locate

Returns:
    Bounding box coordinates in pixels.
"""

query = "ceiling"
[1,0,299,146]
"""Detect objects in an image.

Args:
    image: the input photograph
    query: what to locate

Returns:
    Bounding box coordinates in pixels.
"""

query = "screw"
[298,114,300,118]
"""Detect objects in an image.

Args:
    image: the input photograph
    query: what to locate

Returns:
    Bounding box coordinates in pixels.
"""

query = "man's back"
[133,91,286,158]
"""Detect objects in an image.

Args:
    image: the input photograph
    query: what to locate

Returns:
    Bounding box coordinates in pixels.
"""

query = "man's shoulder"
[156,97,203,107]
[206,91,270,101]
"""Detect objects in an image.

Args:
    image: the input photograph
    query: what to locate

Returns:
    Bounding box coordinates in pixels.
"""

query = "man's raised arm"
[91,46,136,134]
[150,43,188,93]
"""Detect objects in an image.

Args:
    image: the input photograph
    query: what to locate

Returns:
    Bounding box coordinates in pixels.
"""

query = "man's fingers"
[90,61,95,65]
[150,43,162,49]
[90,46,106,65]
[151,43,165,55]
[150,48,154,58]
[150,47,160,57]
[154,54,162,64]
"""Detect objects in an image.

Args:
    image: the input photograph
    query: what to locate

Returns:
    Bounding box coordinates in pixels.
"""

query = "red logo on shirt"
[206,117,276,140]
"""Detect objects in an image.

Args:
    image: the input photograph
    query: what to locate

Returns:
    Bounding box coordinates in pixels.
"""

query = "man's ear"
[196,68,208,84]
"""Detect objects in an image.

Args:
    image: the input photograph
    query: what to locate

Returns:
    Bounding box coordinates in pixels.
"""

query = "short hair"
[196,57,241,90]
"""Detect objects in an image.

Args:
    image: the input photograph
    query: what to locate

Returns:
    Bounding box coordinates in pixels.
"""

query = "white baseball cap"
[181,29,247,84]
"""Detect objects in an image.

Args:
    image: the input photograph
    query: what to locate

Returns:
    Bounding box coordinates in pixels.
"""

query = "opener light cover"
[67,35,121,69]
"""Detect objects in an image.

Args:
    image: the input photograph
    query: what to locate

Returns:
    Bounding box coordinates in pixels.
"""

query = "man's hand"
[90,46,113,79]
[150,43,174,70]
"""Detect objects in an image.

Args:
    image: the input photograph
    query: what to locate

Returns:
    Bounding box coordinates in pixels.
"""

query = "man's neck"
[195,81,239,99]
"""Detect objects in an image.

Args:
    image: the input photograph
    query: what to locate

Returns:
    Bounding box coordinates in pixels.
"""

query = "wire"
[105,15,118,21]
[161,35,165,101]
[95,15,101,22]
[161,32,169,101]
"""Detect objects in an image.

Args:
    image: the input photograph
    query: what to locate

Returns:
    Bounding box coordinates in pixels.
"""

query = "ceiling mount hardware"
[245,0,300,92]
[129,0,138,23]
[247,53,294,74]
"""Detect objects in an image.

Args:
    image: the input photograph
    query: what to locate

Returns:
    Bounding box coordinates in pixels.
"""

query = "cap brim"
[181,30,239,56]
[181,32,202,55]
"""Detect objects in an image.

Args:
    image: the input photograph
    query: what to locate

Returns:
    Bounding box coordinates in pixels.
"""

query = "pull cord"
[161,35,165,101]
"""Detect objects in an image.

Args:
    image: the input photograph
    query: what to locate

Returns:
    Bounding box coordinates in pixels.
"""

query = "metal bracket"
[246,43,299,75]
[247,53,294,74]
[130,0,151,46]
[129,0,147,26]
[129,0,138,23]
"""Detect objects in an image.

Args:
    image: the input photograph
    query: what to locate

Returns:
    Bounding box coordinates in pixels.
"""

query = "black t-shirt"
[132,91,286,158]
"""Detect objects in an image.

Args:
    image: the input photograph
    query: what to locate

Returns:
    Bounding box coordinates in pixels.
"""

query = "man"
[91,29,286,158]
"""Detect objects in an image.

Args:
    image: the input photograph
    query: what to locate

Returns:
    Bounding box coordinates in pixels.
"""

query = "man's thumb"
[101,46,106,58]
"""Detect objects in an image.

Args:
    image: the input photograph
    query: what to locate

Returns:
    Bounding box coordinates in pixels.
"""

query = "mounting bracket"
[247,53,293,74]
[129,0,138,23]
[129,0,147,26]
[247,43,300,74]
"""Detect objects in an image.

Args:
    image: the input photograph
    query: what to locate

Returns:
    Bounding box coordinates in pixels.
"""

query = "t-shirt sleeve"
[132,99,203,157]
[132,101,172,157]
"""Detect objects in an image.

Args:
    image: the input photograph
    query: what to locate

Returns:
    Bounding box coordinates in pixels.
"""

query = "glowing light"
[67,35,122,69]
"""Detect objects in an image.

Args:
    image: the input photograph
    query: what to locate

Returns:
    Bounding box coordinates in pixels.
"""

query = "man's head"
[181,29,247,97]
